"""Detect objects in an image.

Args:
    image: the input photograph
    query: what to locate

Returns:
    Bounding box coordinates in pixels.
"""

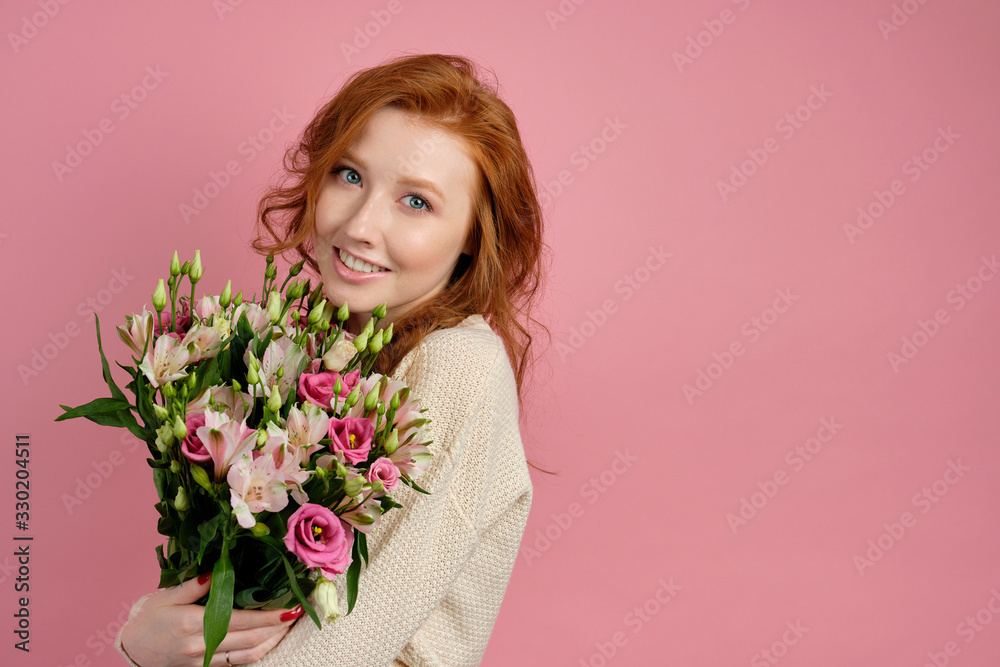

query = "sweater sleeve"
[250,323,533,666]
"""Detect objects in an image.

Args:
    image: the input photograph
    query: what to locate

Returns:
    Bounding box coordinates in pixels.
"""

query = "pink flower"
[138,334,191,388]
[365,457,400,493]
[158,298,192,335]
[298,369,360,410]
[116,308,155,358]
[285,405,330,458]
[283,504,354,577]
[195,410,258,481]
[328,416,373,465]
[228,453,289,529]
[180,412,211,465]
[259,423,312,504]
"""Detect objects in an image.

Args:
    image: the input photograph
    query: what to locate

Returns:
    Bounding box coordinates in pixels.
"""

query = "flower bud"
[266,263,278,280]
[276,366,284,379]
[251,522,270,537]
[382,322,393,344]
[234,291,244,307]
[372,303,387,319]
[153,403,169,421]
[368,329,384,354]
[181,260,191,275]
[186,373,197,391]
[343,475,364,498]
[377,403,385,417]
[308,300,325,326]
[190,250,203,283]
[289,260,304,277]
[173,486,189,512]
[335,461,349,478]
[190,463,213,492]
[353,331,369,352]
[307,283,324,309]
[170,251,181,277]
[384,428,399,455]
[173,416,188,441]
[155,424,173,451]
[363,385,380,413]
[152,279,168,312]
[231,379,241,392]
[344,386,360,409]
[246,365,260,386]
[266,252,274,266]
[266,385,283,413]
[390,391,401,411]
[169,460,181,473]
[220,280,232,309]
[368,479,384,495]
[162,382,175,399]
[267,290,282,323]
[257,429,268,447]
[315,577,341,623]
[337,302,349,322]
[290,309,300,324]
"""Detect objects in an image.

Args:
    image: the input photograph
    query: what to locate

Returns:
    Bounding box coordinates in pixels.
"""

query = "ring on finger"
[226,650,234,666]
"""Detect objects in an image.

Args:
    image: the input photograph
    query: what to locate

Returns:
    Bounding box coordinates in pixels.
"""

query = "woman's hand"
[120,573,302,667]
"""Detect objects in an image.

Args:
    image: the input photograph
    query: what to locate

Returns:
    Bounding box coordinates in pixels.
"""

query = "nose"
[340,190,386,247]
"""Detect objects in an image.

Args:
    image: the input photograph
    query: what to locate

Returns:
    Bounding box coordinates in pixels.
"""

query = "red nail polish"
[280,605,303,622]
[198,572,211,585]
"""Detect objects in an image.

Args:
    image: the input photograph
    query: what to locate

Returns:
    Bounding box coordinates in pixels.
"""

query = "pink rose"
[365,457,400,492]
[297,369,361,409]
[283,504,354,577]
[180,412,211,464]
[328,416,374,465]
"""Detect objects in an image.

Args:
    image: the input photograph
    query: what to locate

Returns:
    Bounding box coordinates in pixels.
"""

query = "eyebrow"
[341,149,447,205]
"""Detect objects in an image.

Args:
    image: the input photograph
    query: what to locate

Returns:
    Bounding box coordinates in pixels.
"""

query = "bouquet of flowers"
[55,251,432,667]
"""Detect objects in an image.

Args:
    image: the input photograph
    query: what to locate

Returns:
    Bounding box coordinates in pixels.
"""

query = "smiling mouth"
[336,247,389,273]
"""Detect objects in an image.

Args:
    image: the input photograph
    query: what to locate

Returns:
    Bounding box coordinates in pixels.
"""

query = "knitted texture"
[116,314,533,666]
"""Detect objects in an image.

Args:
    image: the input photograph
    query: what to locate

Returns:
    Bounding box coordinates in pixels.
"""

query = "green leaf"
[84,411,125,428]
[357,531,368,567]
[197,515,222,565]
[94,314,129,403]
[404,478,431,495]
[55,397,130,421]
[256,535,321,629]
[346,538,361,615]
[203,542,235,667]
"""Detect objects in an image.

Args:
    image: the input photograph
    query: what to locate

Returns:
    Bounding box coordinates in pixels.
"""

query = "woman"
[118,52,548,666]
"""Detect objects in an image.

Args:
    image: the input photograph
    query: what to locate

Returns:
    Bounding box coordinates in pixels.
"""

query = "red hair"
[251,53,550,414]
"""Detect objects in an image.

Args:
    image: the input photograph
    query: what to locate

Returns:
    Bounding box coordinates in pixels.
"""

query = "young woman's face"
[312,105,477,333]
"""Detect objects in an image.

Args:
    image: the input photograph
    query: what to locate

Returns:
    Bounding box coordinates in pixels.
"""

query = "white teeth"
[339,248,387,273]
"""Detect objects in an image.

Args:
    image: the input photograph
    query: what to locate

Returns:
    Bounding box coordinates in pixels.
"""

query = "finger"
[159,571,213,606]
[218,622,294,666]
[227,605,303,631]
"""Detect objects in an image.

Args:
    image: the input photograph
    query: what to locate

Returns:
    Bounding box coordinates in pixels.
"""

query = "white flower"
[314,577,341,623]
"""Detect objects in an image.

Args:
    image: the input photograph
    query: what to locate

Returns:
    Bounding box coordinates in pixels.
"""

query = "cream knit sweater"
[117,314,533,666]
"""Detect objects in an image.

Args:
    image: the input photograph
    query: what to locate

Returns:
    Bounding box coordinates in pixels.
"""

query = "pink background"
[2,0,999,665]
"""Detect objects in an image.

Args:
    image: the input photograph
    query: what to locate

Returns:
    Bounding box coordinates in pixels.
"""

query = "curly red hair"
[250,52,550,413]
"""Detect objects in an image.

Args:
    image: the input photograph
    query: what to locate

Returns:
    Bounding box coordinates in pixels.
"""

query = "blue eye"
[334,167,361,185]
[403,194,430,211]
